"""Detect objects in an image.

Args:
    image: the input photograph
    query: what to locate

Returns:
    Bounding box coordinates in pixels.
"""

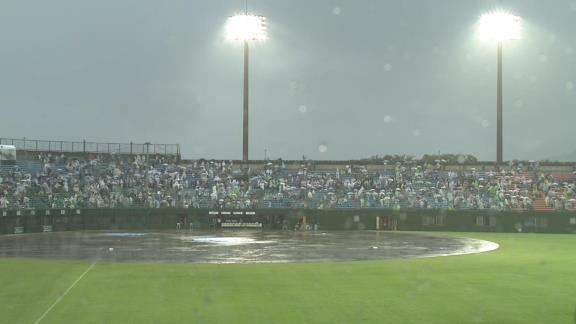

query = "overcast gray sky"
[1,0,575,160]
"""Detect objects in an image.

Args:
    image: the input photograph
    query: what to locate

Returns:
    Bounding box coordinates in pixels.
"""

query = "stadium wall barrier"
[1,209,576,235]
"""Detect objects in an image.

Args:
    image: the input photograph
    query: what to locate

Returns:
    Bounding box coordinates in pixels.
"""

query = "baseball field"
[1,232,575,323]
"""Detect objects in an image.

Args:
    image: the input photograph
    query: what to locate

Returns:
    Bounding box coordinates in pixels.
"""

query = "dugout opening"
[377,215,397,231]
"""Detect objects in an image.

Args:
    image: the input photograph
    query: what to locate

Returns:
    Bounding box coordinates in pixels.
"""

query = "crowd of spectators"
[1,154,575,211]
[535,172,576,210]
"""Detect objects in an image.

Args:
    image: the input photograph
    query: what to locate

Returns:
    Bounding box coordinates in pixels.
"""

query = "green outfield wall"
[1,208,576,235]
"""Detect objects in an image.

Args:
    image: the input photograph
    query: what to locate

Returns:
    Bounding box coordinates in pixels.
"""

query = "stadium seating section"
[1,153,575,211]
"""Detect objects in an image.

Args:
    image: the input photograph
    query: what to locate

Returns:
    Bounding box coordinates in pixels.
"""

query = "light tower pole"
[243,41,249,162]
[479,11,521,165]
[226,14,267,162]
[497,41,503,164]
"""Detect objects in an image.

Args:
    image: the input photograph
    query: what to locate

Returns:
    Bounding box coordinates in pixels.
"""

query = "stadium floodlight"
[226,14,268,162]
[479,11,521,41]
[478,10,521,165]
[226,15,267,42]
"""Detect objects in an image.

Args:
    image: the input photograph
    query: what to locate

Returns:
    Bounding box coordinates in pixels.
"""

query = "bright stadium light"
[226,14,267,42]
[225,13,268,162]
[478,10,521,165]
[479,11,521,41]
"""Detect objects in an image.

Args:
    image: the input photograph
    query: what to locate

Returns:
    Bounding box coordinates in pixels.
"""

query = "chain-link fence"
[0,137,180,156]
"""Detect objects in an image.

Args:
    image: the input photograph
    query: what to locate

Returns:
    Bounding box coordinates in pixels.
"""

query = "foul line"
[34,262,97,324]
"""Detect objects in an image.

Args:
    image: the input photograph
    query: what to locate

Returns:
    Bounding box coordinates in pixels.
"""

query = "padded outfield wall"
[1,208,576,234]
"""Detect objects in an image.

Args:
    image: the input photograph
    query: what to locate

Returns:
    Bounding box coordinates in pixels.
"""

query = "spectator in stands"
[1,153,575,212]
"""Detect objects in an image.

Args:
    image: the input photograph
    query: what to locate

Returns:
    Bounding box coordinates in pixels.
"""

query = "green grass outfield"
[1,232,575,324]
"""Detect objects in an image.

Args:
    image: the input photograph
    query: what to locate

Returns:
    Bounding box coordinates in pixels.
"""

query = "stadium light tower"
[479,10,521,165]
[226,14,267,162]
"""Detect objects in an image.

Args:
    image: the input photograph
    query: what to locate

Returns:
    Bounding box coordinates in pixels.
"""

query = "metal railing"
[0,137,180,156]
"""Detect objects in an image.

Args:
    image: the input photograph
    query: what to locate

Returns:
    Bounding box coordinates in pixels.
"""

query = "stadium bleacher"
[1,151,575,211]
